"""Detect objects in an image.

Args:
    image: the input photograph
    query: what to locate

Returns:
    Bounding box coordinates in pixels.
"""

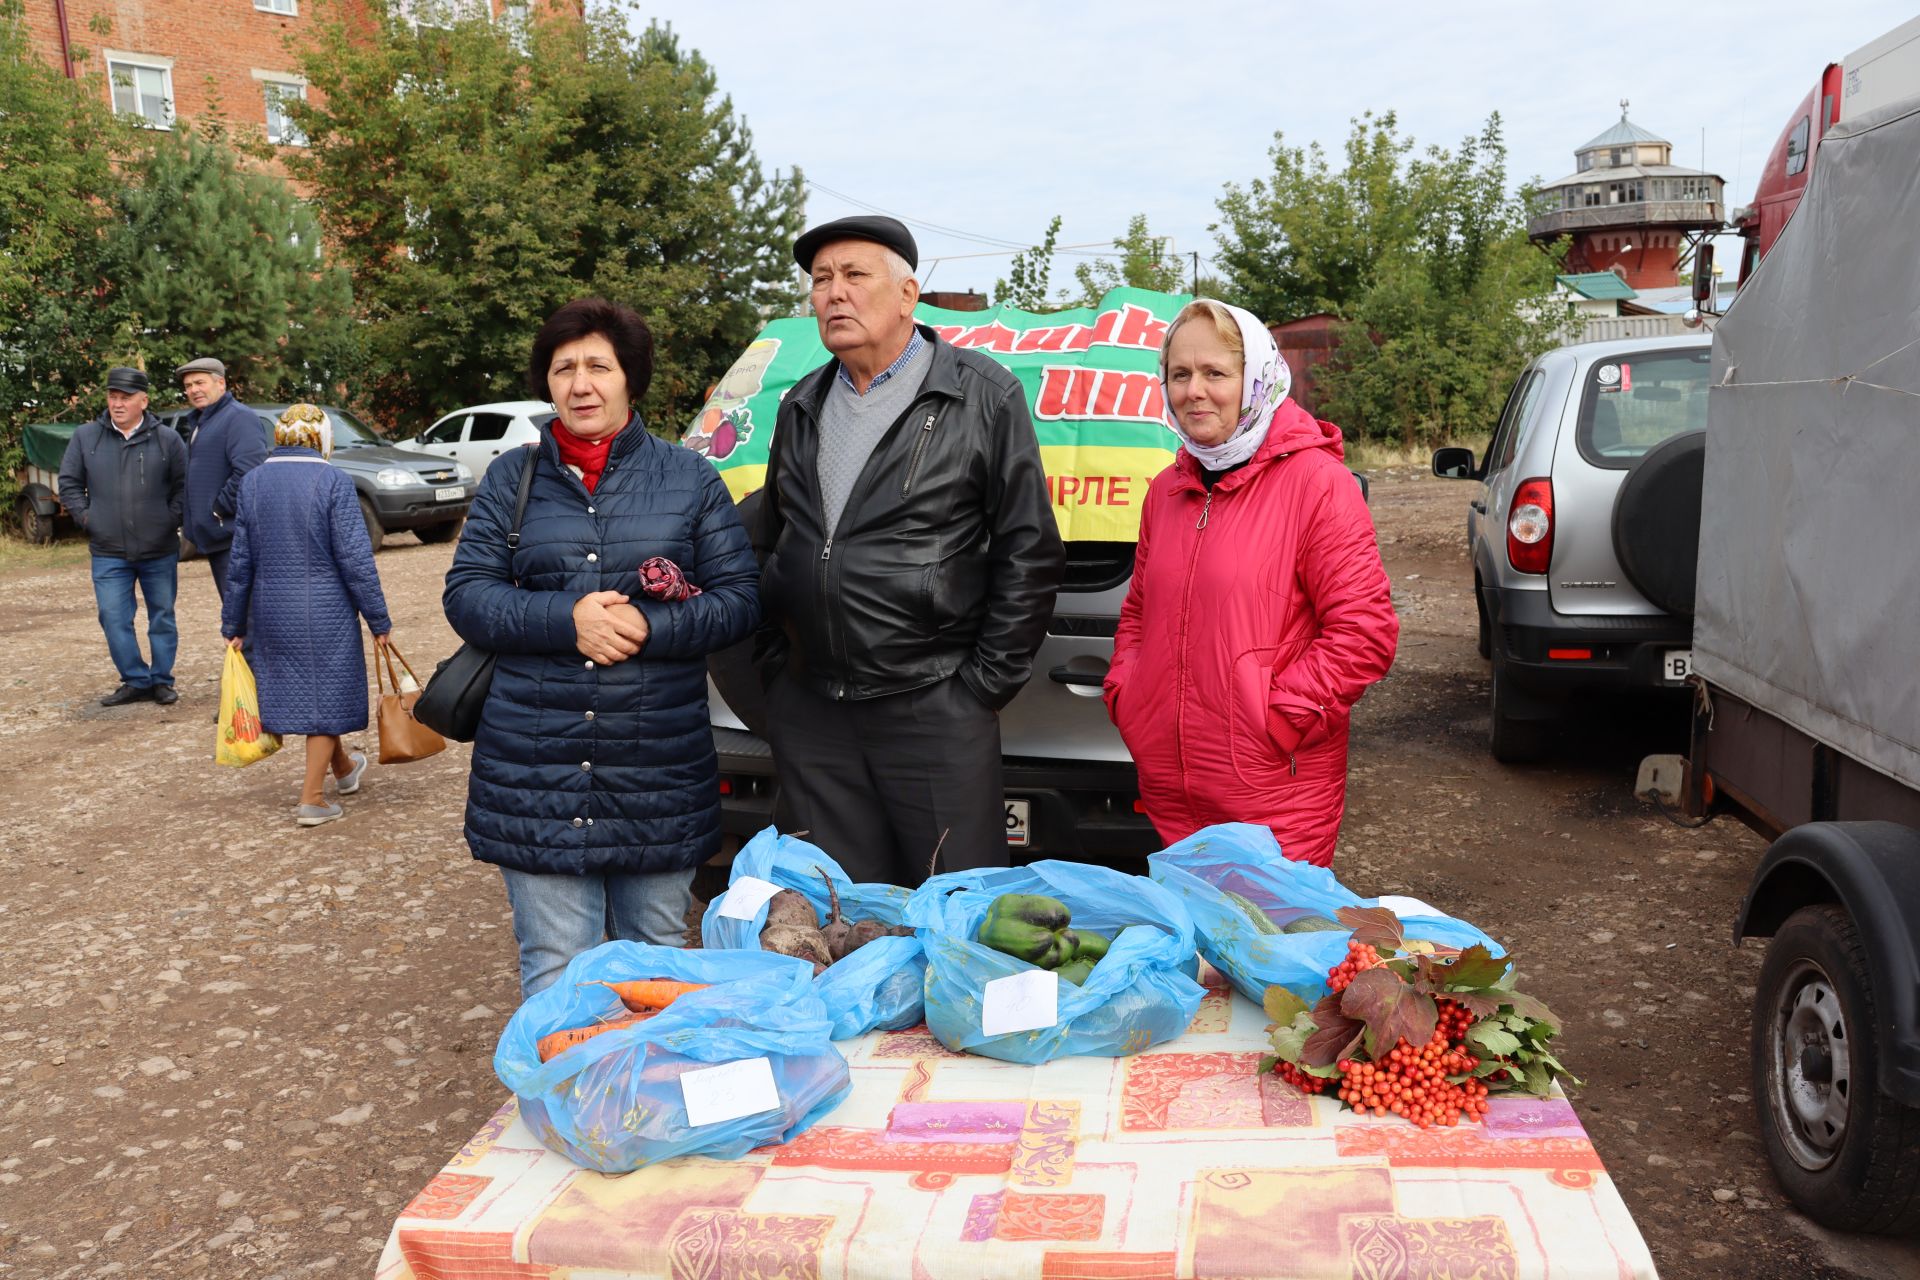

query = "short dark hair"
[527,297,655,404]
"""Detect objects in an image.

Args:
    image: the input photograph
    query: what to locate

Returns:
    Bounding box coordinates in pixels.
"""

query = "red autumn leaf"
[1300,992,1365,1068]
[1335,905,1405,951]
[1339,967,1438,1058]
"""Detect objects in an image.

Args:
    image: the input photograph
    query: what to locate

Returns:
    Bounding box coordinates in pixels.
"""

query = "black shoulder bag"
[413,448,539,742]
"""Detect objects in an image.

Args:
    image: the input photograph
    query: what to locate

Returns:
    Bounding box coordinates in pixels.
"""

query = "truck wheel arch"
[1736,821,1920,1108]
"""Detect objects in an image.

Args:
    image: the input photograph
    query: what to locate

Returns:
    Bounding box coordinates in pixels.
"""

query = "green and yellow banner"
[683,287,1191,542]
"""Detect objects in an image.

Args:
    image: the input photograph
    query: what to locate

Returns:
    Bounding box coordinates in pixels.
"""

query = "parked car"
[157,403,475,550]
[403,400,555,478]
[1431,333,1712,762]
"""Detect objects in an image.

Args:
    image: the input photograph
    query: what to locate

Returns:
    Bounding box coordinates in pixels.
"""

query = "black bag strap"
[505,445,538,549]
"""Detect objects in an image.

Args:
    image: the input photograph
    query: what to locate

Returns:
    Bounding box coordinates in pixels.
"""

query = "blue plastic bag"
[494,941,850,1173]
[700,826,926,1039]
[1148,822,1504,1007]
[904,861,1204,1063]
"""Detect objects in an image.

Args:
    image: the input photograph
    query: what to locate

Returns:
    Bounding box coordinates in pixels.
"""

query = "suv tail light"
[1507,478,1553,574]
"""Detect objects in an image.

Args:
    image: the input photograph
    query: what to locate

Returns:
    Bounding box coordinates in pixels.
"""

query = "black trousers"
[207,544,233,601]
[766,671,1008,887]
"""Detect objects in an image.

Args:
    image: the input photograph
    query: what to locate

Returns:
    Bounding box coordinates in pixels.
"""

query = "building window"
[398,0,487,27]
[1583,187,1603,207]
[108,59,173,129]
[255,0,297,14]
[264,80,307,146]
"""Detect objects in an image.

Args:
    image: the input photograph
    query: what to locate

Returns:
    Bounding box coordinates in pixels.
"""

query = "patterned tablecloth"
[378,971,1657,1279]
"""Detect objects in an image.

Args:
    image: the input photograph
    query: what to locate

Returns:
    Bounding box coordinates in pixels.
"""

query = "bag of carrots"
[494,941,850,1173]
[700,826,927,1039]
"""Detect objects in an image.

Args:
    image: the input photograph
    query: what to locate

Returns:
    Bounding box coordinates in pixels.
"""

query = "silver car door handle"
[1048,665,1107,697]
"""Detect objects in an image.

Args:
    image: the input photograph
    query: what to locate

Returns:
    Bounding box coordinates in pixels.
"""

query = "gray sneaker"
[332,751,369,796]
[296,801,344,828]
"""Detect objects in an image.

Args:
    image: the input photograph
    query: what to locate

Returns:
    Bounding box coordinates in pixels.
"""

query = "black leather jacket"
[754,326,1064,710]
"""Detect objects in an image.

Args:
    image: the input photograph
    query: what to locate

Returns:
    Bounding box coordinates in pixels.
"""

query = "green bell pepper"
[977,893,1077,968]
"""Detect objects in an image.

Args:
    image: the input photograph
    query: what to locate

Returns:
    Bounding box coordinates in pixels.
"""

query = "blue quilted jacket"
[443,421,760,876]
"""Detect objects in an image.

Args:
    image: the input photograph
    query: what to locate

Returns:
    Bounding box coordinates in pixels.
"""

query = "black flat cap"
[793,215,918,272]
[105,367,149,393]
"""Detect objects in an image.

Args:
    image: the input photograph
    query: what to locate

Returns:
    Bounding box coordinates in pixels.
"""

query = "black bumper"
[366,487,471,531]
[711,726,1160,865]
[1488,585,1692,694]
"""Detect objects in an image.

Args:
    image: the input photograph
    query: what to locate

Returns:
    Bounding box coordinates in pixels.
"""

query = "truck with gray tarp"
[1640,89,1920,1233]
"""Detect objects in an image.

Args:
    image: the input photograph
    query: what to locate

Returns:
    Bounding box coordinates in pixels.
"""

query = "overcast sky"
[629,1,1917,297]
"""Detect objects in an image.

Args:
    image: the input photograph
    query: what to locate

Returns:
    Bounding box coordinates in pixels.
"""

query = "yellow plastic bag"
[216,646,282,767]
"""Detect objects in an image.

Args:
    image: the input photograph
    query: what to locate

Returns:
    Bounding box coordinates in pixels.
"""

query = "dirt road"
[2,471,1915,1278]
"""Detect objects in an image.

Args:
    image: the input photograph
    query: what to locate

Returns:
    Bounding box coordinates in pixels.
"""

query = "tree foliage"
[1213,112,1567,446]
[993,215,1061,311]
[1071,213,1184,306]
[285,2,806,433]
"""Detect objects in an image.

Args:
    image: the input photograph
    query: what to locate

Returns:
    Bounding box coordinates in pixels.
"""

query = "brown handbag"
[376,643,447,765]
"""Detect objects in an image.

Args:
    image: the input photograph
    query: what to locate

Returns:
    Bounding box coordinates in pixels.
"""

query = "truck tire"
[359,496,385,553]
[1489,655,1549,764]
[1611,430,1705,616]
[15,496,53,546]
[415,516,465,545]
[1752,903,1920,1233]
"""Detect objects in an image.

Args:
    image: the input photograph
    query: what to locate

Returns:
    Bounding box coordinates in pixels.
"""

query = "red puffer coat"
[1104,401,1398,866]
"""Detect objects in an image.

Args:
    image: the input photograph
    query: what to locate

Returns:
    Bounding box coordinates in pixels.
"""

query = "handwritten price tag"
[717,876,783,921]
[680,1056,782,1128]
[981,969,1059,1037]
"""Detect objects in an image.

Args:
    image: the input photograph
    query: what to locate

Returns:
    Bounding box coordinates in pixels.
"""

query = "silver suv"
[1431,333,1712,762]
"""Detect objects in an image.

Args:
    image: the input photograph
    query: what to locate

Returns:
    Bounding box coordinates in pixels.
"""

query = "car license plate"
[1662,649,1693,682]
[1004,799,1031,848]
[435,486,464,502]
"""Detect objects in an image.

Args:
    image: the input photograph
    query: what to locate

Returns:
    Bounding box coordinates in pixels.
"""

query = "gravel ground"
[2,472,1917,1279]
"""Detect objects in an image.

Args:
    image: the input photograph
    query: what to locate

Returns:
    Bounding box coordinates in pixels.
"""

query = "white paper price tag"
[981,969,1059,1037]
[1375,894,1444,920]
[680,1056,781,1128]
[717,876,783,921]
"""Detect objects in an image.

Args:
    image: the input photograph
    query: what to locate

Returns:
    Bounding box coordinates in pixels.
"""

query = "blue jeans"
[499,865,696,999]
[90,553,179,688]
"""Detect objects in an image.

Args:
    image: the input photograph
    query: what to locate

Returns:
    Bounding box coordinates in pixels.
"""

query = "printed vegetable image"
[1259,906,1575,1129]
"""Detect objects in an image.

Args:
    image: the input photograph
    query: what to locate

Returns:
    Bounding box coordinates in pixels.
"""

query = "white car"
[407,400,554,477]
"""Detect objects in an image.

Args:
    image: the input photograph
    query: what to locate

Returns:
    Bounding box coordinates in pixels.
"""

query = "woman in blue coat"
[222,405,394,827]
[444,298,761,998]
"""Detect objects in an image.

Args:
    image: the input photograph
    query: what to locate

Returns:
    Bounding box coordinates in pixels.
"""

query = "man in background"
[175,356,266,601]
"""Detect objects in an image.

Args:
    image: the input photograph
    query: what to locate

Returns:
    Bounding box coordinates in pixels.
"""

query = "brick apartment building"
[26,1,581,162]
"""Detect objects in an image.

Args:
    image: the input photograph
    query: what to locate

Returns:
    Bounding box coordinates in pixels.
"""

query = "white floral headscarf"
[1159,299,1292,471]
[274,403,333,459]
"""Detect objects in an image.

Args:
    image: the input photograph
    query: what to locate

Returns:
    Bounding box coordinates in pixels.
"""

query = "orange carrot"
[536,1011,654,1062]
[585,979,710,1012]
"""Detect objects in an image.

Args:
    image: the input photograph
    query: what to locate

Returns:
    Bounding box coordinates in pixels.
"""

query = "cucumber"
[1281,915,1344,934]
[1223,890,1283,935]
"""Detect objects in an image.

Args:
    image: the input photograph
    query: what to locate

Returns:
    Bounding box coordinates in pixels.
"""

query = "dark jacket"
[56,410,187,562]
[183,391,268,553]
[754,325,1065,710]
[443,422,761,876]
[221,449,392,735]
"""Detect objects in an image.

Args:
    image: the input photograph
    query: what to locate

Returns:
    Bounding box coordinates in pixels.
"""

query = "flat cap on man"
[793,215,919,273]
[105,367,150,393]
[172,356,227,380]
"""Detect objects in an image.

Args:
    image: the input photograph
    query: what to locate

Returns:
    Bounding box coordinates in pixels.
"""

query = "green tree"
[1213,112,1566,446]
[993,215,1061,311]
[0,0,130,502]
[285,3,806,432]
[102,129,361,402]
[1071,213,1184,306]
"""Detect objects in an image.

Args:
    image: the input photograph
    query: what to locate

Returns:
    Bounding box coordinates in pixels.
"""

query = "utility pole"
[1192,251,1200,295]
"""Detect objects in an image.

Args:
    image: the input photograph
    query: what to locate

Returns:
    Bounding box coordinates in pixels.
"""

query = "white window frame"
[254,0,298,15]
[105,53,174,130]
[256,73,309,146]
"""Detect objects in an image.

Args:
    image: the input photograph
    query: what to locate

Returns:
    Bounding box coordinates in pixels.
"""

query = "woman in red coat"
[1104,299,1398,866]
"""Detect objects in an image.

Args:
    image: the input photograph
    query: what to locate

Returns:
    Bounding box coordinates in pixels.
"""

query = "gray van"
[1432,333,1713,761]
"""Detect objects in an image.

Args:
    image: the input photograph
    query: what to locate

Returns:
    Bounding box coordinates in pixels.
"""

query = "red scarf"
[551,418,627,493]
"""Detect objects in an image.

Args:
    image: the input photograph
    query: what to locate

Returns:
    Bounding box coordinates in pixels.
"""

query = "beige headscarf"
[274,403,332,458]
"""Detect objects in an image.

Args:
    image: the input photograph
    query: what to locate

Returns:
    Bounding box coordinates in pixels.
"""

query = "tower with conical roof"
[1528,102,1725,289]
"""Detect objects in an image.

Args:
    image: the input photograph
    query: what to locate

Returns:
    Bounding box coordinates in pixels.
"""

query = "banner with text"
[683,287,1190,542]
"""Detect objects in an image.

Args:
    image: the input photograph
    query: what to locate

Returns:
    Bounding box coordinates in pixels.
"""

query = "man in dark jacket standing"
[755,216,1065,886]
[58,367,188,706]
[174,356,266,600]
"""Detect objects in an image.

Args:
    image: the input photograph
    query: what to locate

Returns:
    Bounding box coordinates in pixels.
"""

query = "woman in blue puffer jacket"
[444,298,761,998]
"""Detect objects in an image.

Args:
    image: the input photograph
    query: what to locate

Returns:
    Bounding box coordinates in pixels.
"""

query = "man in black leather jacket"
[754,216,1065,885]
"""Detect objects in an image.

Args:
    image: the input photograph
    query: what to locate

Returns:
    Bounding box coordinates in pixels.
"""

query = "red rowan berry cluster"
[1269,1058,1332,1095]
[1335,1029,1491,1128]
[1326,939,1385,993]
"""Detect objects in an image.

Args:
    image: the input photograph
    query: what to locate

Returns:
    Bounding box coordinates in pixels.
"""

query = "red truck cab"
[1732,65,1842,284]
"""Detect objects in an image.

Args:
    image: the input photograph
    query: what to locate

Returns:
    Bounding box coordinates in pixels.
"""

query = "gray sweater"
[816,341,933,534]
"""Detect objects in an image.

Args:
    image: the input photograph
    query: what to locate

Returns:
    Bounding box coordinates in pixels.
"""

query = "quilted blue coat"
[443,422,760,877]
[221,449,392,734]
